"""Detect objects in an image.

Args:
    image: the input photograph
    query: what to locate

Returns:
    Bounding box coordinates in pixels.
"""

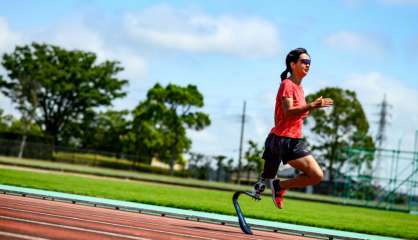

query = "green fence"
[334,147,418,212]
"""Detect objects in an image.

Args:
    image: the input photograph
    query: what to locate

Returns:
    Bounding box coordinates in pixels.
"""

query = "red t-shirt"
[271,79,309,138]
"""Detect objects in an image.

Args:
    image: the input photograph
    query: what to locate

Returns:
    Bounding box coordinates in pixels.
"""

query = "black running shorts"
[261,133,311,179]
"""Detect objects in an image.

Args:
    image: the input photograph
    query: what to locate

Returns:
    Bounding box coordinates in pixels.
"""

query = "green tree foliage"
[7,118,43,136]
[244,140,264,182]
[92,110,131,155]
[132,83,211,174]
[305,87,375,189]
[0,42,128,144]
[0,108,42,136]
[188,152,211,180]
[59,109,96,147]
[60,109,130,155]
[213,155,227,181]
[0,109,14,131]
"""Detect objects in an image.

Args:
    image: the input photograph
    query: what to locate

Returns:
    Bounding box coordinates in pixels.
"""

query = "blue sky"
[1,0,418,170]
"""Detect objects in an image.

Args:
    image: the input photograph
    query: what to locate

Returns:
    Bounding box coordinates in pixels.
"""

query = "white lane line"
[0,216,151,240]
[0,209,229,240]
[0,202,276,240]
[0,205,270,240]
[0,231,50,240]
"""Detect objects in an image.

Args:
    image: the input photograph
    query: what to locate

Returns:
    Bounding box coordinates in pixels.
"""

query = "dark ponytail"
[280,47,309,81]
[280,68,290,80]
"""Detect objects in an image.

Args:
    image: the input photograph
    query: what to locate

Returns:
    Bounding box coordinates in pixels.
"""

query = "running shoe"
[270,179,286,209]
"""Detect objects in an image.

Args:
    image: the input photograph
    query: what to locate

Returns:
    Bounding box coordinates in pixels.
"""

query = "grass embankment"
[0,156,241,190]
[0,156,395,208]
[53,151,189,177]
[0,167,417,239]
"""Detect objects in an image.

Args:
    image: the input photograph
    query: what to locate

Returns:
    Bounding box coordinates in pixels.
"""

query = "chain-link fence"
[0,138,53,160]
[332,147,418,212]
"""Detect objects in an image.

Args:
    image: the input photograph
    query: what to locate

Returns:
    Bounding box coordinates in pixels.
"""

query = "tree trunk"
[169,153,176,175]
[169,133,179,176]
[18,135,27,159]
[328,120,340,194]
[18,113,31,159]
[45,123,59,153]
[328,161,334,194]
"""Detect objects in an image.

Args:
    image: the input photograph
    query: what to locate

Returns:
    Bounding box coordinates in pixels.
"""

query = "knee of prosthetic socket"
[254,178,266,193]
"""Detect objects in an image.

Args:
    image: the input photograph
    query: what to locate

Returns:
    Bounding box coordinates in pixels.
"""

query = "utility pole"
[236,100,246,184]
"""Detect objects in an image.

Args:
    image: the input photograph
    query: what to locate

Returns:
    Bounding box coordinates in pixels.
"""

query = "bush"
[53,151,190,177]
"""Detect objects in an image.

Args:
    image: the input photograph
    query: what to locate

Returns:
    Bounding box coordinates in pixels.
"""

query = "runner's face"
[291,53,311,78]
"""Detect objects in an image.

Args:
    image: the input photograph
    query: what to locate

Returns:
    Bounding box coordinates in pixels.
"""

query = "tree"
[0,107,43,157]
[0,109,13,131]
[60,109,131,155]
[305,87,375,191]
[58,109,96,148]
[244,140,264,182]
[132,83,211,174]
[213,155,227,181]
[0,63,39,157]
[8,118,43,136]
[0,42,128,145]
[187,152,211,180]
[131,98,171,165]
[93,110,131,155]
[0,108,42,136]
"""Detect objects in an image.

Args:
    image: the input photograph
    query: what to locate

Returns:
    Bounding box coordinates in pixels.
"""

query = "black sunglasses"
[299,59,311,65]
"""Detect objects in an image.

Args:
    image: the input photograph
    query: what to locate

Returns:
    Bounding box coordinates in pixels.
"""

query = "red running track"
[0,194,317,240]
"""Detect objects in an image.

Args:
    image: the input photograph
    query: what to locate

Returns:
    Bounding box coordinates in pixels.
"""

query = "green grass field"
[0,167,417,239]
[1,155,406,209]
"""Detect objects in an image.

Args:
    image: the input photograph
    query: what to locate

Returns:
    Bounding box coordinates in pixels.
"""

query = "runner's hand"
[310,96,333,109]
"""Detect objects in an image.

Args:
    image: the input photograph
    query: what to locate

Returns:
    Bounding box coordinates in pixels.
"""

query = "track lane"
[0,194,316,240]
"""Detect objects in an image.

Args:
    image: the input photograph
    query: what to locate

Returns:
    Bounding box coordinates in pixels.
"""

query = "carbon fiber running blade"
[243,191,261,200]
[232,191,252,234]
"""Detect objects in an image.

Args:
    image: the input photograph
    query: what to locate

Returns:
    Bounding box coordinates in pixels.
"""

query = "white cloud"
[343,72,418,114]
[324,31,388,55]
[252,113,270,141]
[0,17,23,54]
[0,16,148,81]
[43,18,147,81]
[124,5,281,57]
[0,15,148,114]
[188,124,237,158]
[342,72,418,150]
[189,128,217,150]
[0,17,23,116]
[254,88,275,139]
[112,49,147,81]
[48,19,104,55]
